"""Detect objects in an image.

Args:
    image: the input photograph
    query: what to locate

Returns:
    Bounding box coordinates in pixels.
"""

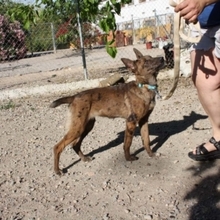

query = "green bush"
[0,15,27,60]
[25,23,54,52]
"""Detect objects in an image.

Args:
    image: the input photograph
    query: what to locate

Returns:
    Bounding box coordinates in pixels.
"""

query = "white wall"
[115,0,174,23]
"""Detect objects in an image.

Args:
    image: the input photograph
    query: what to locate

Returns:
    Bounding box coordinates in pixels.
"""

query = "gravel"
[1,59,220,220]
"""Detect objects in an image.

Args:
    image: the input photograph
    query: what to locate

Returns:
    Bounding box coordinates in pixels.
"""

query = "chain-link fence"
[0,0,181,84]
[116,12,173,46]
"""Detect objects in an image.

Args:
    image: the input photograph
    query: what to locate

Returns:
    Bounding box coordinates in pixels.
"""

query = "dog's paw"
[148,152,155,157]
[154,152,162,157]
[54,169,63,176]
[149,152,161,158]
[126,155,138,161]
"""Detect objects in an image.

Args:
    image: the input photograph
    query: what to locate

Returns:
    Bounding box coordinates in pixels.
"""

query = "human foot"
[188,137,220,161]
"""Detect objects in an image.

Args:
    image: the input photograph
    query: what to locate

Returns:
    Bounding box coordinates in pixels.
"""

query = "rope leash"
[169,0,201,43]
[162,0,201,100]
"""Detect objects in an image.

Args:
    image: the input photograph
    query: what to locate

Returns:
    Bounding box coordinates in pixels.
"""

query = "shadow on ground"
[185,162,220,220]
[62,109,220,220]
[63,110,207,171]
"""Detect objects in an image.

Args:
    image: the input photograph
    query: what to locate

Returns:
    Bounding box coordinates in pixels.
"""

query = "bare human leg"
[189,48,220,159]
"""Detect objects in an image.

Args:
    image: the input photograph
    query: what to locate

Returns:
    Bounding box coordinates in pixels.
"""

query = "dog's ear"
[133,48,143,59]
[144,55,152,59]
[121,58,135,71]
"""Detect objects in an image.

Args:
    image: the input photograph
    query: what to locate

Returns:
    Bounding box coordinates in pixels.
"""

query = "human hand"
[174,0,207,23]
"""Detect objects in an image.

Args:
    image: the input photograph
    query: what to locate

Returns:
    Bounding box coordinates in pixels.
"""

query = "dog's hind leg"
[139,115,154,157]
[53,131,81,175]
[53,115,91,175]
[72,118,96,162]
[124,115,138,161]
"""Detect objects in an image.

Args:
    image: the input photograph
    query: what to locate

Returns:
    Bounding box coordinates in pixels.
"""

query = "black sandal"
[188,137,220,161]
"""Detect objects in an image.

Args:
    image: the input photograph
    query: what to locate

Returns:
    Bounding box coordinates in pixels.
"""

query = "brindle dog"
[50,48,164,175]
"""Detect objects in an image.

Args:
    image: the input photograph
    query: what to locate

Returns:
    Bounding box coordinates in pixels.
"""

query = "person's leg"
[190,48,220,155]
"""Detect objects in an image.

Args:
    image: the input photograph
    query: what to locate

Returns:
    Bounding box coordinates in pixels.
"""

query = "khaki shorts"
[190,25,220,58]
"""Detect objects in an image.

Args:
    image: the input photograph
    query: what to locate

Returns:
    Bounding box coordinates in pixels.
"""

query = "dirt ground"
[1,56,220,220]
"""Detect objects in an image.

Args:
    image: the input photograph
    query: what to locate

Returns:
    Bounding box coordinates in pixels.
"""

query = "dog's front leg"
[139,121,154,157]
[123,120,138,161]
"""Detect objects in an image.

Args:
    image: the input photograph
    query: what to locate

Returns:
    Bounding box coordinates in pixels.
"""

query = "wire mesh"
[0,0,181,83]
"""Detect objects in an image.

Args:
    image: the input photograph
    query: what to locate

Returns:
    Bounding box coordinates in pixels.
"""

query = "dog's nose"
[159,56,164,62]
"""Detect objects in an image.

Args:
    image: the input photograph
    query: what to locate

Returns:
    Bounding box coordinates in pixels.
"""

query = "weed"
[0,100,16,110]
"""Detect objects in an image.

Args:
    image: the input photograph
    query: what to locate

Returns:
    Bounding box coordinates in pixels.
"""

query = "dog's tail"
[50,96,74,108]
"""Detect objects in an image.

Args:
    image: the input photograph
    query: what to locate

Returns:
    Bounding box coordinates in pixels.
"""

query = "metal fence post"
[76,0,88,80]
[131,14,135,45]
[51,22,57,53]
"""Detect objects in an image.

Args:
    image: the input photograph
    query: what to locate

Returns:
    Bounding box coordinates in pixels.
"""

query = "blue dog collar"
[138,83,157,90]
[138,83,161,99]
[147,85,157,90]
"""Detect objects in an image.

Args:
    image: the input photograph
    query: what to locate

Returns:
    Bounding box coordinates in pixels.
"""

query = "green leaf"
[106,44,117,58]
[24,20,30,29]
[121,0,132,4]
[107,11,114,19]
[113,2,121,14]
[107,38,115,45]
[36,10,39,17]
[99,19,110,33]
[111,0,117,4]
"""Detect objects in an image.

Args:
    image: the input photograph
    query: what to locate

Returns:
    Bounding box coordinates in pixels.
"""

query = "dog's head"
[121,48,164,85]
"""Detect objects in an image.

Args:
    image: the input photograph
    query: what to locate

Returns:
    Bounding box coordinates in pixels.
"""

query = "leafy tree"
[37,0,76,23]
[1,0,132,57]
[0,0,39,30]
[36,0,132,57]
[0,0,15,15]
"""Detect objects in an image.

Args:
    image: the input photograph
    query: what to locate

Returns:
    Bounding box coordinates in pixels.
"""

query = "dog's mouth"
[159,62,165,70]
